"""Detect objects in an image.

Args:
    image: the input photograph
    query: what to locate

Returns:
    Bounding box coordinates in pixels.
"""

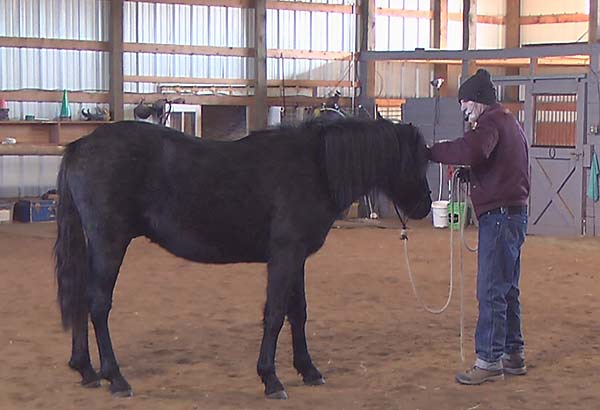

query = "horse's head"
[383,123,432,220]
[320,118,431,217]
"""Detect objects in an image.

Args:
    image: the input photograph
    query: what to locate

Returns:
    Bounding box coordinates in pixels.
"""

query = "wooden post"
[505,0,520,101]
[590,0,599,43]
[462,0,476,51]
[358,0,376,115]
[432,0,448,96]
[251,0,268,131]
[432,0,448,49]
[109,0,124,121]
[589,0,600,236]
[461,0,477,82]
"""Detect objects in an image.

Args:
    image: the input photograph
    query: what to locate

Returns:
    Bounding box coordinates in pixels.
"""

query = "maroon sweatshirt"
[428,103,530,216]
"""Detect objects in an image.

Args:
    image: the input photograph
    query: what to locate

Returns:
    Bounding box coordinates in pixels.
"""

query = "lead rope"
[398,171,475,362]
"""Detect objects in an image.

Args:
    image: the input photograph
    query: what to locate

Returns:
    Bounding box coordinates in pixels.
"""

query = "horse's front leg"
[288,267,324,386]
[257,244,304,399]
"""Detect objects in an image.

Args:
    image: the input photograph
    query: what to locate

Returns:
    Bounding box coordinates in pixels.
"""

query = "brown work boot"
[502,353,527,375]
[455,366,504,385]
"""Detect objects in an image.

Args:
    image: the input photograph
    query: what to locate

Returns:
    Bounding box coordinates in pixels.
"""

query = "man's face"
[460,99,486,124]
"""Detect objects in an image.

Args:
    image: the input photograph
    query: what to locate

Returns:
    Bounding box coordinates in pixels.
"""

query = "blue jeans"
[474,208,527,370]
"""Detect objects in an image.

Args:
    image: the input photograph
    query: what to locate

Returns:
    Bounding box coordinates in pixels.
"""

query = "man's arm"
[429,123,499,167]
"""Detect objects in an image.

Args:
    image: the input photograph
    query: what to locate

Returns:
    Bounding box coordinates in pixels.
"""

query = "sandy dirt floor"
[1,219,599,410]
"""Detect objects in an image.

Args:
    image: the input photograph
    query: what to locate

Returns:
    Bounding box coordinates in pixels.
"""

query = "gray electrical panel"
[403,97,464,203]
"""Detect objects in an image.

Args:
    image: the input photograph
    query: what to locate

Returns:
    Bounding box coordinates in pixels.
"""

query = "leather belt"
[483,205,527,216]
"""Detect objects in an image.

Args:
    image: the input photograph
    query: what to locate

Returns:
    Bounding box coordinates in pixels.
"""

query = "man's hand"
[455,167,470,183]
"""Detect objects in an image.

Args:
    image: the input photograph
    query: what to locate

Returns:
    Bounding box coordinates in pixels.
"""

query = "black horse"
[54,118,431,399]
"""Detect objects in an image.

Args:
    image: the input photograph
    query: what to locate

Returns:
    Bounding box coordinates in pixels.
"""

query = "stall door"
[525,78,586,236]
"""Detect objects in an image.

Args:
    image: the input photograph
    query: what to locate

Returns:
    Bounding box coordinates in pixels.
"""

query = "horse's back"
[61,120,336,263]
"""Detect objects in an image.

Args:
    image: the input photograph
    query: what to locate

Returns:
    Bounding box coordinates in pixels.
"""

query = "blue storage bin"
[13,199,57,222]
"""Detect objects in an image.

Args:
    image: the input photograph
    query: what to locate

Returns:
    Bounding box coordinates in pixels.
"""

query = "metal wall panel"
[0,156,61,199]
[372,0,430,98]
[374,0,430,51]
[265,3,356,97]
[123,1,254,94]
[0,0,109,40]
[375,61,433,98]
[521,0,587,44]
[522,23,588,45]
[521,0,586,15]
[403,97,464,202]
[0,0,109,119]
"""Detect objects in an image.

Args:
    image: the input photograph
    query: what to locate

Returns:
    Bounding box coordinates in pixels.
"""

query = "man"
[428,69,530,385]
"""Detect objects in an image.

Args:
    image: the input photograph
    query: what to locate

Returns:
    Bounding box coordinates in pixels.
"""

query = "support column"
[250,0,268,131]
[358,0,376,116]
[504,0,520,101]
[461,0,477,82]
[585,0,598,235]
[109,0,124,121]
[432,0,448,96]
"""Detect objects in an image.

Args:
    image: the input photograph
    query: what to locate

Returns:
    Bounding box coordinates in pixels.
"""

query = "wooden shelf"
[0,120,112,145]
[0,144,65,156]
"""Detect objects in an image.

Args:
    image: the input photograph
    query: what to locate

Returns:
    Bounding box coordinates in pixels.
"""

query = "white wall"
[521,0,588,44]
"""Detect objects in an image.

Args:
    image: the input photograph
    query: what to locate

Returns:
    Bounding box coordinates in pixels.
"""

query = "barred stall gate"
[497,76,587,236]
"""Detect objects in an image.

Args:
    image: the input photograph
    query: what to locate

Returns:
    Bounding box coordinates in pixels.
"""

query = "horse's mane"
[300,118,427,210]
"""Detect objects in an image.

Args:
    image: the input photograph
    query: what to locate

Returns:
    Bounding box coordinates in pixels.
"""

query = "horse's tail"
[54,145,88,330]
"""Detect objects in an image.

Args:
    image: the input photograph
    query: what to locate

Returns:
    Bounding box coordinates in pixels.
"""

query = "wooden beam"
[124,75,357,88]
[268,49,353,61]
[505,0,520,48]
[126,0,252,7]
[462,0,476,51]
[0,36,109,51]
[359,0,376,103]
[461,0,476,82]
[504,0,520,101]
[590,0,599,43]
[252,0,268,130]
[267,1,354,14]
[375,98,406,107]
[2,90,110,103]
[124,93,253,105]
[0,145,65,156]
[125,75,253,85]
[432,0,448,96]
[529,57,538,76]
[447,12,586,25]
[266,79,357,88]
[432,0,447,49]
[267,96,352,106]
[375,8,431,18]
[125,0,357,14]
[123,93,350,107]
[122,44,352,61]
[520,13,589,25]
[398,56,588,66]
[122,43,253,57]
[109,0,124,121]
[477,15,504,25]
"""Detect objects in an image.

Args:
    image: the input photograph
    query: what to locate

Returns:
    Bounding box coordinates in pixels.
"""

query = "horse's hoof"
[111,388,133,398]
[266,390,288,400]
[304,376,326,386]
[81,379,101,388]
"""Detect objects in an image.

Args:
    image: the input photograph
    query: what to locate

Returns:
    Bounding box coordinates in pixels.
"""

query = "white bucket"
[431,200,449,228]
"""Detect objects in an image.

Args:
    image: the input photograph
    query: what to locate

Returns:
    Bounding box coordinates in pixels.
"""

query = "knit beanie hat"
[458,69,497,105]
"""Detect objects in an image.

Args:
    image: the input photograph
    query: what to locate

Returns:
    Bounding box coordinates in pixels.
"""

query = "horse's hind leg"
[68,308,100,387]
[287,269,324,386]
[87,236,132,397]
[257,244,304,399]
